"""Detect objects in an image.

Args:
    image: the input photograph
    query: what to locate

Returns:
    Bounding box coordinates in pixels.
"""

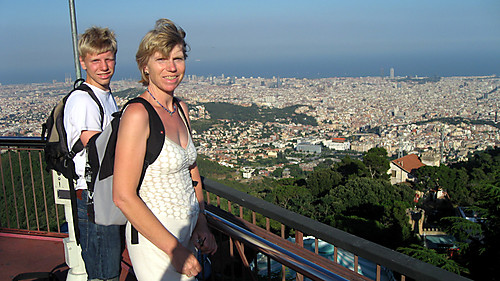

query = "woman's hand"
[170,244,202,278]
[192,214,218,255]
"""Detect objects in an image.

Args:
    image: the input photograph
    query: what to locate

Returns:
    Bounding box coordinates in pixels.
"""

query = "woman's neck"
[146,87,176,113]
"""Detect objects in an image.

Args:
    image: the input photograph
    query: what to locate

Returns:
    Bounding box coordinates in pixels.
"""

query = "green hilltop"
[202,102,317,125]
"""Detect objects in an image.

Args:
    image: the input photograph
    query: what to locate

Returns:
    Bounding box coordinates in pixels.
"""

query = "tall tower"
[495,103,498,123]
[440,126,445,164]
[390,68,395,79]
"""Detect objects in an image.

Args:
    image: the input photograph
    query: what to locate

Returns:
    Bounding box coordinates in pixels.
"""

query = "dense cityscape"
[1,74,498,174]
[1,74,499,279]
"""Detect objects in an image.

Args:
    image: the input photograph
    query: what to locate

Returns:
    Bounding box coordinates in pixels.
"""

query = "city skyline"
[1,0,499,85]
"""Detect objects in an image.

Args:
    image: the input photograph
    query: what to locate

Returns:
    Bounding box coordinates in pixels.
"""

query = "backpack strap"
[67,82,106,157]
[175,97,191,134]
[65,80,105,246]
[96,97,165,182]
[126,97,165,182]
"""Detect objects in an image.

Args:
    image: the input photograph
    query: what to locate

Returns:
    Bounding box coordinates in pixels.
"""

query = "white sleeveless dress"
[126,124,200,281]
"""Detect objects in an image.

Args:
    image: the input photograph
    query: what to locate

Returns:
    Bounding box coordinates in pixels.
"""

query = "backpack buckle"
[87,190,94,201]
[67,151,76,159]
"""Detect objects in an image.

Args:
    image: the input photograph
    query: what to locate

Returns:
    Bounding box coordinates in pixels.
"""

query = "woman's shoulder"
[121,101,151,125]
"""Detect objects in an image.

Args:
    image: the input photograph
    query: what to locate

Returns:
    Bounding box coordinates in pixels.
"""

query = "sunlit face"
[145,44,185,95]
[79,51,116,91]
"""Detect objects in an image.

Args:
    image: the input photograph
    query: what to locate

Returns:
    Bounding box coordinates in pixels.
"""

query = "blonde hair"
[136,18,189,86]
[78,26,117,59]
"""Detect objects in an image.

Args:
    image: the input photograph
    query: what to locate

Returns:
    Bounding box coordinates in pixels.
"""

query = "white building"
[323,138,350,151]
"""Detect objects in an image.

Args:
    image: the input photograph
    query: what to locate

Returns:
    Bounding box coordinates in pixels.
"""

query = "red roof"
[392,154,425,173]
[332,138,346,142]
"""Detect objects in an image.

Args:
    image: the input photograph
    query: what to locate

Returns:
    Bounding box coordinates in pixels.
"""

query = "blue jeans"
[77,189,121,280]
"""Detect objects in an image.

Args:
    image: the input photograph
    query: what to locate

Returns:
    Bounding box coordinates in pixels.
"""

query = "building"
[420,150,441,166]
[296,142,322,154]
[388,154,425,184]
[323,137,350,151]
[242,167,255,179]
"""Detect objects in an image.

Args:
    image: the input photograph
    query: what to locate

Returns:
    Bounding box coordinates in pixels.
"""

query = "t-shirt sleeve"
[65,90,103,132]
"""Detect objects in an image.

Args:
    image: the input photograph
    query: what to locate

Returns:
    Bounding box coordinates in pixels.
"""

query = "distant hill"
[415,117,500,129]
[114,87,143,99]
[110,92,318,126]
[202,102,317,125]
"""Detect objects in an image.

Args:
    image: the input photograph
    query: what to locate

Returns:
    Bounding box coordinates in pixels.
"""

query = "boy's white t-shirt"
[63,83,118,190]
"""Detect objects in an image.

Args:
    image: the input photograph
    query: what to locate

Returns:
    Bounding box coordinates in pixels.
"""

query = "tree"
[462,182,500,280]
[271,167,283,178]
[334,156,368,181]
[397,245,466,275]
[363,147,390,180]
[440,217,482,246]
[269,185,314,216]
[306,168,341,197]
[413,165,473,206]
[316,177,414,248]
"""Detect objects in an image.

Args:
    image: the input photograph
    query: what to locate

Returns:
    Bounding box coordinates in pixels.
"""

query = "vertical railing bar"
[282,265,286,281]
[9,151,20,228]
[267,255,271,280]
[18,151,30,230]
[296,231,303,247]
[315,238,319,254]
[252,211,256,225]
[205,190,211,205]
[264,216,271,280]
[0,151,10,228]
[354,255,359,274]
[281,224,285,281]
[376,264,381,281]
[295,230,304,281]
[334,246,338,264]
[238,205,246,277]
[401,275,406,281]
[39,151,56,233]
[237,240,246,281]
[217,195,221,208]
[28,151,41,231]
[227,200,234,280]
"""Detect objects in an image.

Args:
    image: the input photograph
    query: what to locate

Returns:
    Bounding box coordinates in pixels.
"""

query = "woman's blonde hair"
[136,19,189,86]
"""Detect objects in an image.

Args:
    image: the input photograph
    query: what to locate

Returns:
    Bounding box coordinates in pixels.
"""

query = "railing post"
[52,171,87,281]
[295,231,304,281]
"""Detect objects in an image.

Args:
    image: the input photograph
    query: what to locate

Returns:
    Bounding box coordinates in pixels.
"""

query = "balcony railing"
[0,137,472,281]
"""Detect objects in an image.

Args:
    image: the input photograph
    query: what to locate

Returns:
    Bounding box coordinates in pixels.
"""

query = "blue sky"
[0,0,499,84]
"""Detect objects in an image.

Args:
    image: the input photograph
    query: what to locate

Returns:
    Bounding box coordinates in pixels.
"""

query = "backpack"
[41,78,104,244]
[42,78,104,180]
[84,96,188,226]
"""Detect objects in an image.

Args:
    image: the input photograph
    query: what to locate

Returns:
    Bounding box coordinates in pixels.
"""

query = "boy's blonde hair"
[78,26,117,59]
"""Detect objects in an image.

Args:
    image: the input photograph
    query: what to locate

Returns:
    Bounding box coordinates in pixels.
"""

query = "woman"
[113,18,217,280]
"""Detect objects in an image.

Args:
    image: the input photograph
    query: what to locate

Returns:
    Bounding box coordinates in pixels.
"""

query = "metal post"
[52,171,87,281]
[68,0,82,80]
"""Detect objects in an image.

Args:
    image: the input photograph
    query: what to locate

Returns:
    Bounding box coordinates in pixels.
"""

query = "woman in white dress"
[113,18,217,280]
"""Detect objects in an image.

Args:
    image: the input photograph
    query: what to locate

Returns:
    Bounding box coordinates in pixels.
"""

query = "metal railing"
[0,137,65,235]
[0,137,472,281]
[201,178,473,281]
